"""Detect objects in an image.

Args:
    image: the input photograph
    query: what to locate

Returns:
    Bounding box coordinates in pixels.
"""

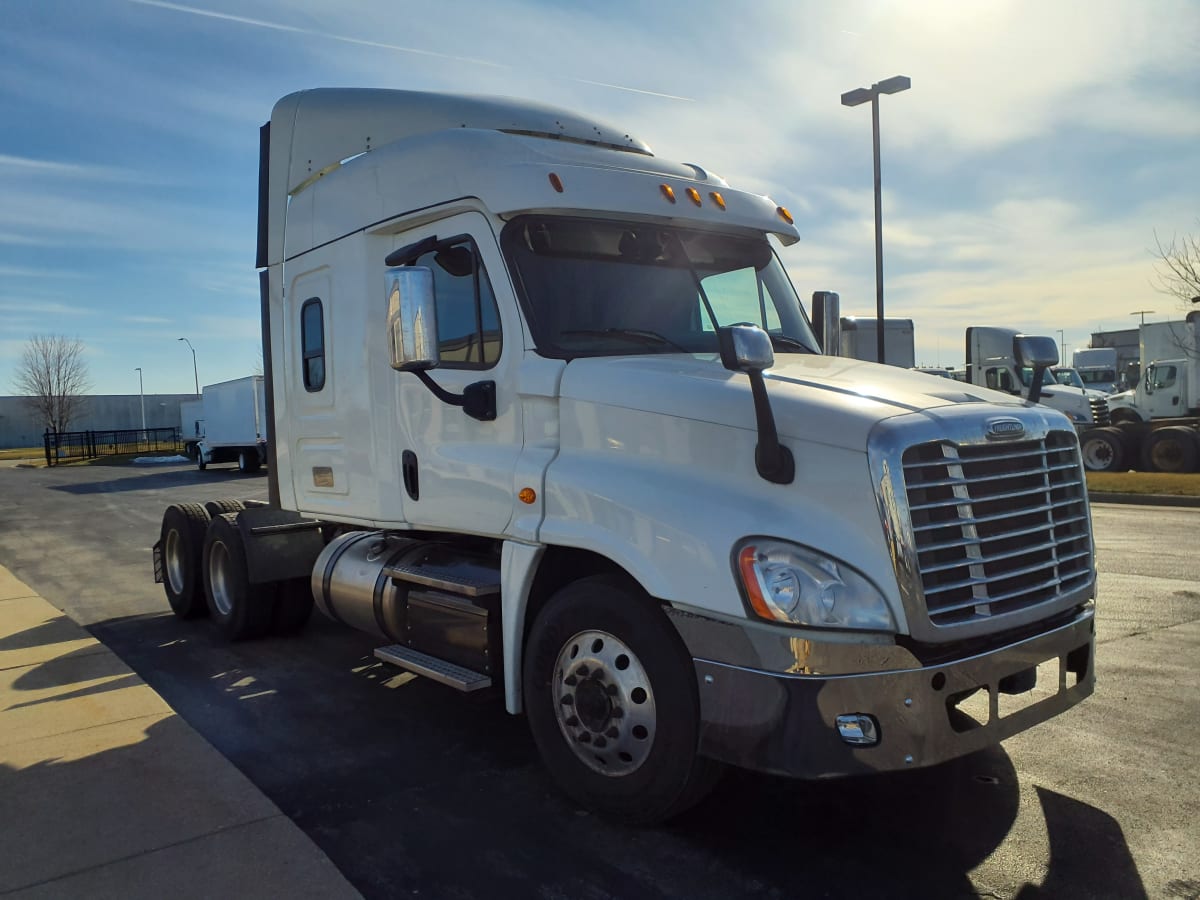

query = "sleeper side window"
[301,298,325,391]
[411,237,502,368]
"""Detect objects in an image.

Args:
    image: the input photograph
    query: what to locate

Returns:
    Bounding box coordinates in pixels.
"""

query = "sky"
[1,0,1197,395]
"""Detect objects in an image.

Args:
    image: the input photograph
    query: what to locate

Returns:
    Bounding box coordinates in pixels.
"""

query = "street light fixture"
[178,337,199,396]
[841,74,911,365]
[134,367,147,435]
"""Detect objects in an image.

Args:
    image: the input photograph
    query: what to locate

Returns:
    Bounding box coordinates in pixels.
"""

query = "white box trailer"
[153,88,1096,824]
[194,376,267,473]
[838,316,915,368]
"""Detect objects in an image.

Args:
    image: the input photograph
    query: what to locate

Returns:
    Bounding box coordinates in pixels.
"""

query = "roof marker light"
[685,187,702,207]
[710,191,727,210]
[660,184,677,204]
[777,206,794,225]
[548,172,564,193]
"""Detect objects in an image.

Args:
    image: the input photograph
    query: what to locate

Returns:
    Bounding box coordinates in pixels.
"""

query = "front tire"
[522,575,721,824]
[1080,427,1126,472]
[203,513,276,640]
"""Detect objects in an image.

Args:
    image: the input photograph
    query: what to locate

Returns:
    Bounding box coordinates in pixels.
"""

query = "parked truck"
[153,89,1096,823]
[192,375,268,473]
[1079,311,1200,473]
[965,326,1109,428]
[179,398,204,460]
[1071,347,1120,394]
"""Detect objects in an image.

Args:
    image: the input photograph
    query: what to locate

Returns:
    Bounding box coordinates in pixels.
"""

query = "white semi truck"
[1080,312,1200,472]
[1071,347,1120,394]
[964,326,1109,428]
[154,89,1096,823]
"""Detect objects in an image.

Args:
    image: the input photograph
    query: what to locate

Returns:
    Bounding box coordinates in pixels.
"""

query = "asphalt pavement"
[0,459,1197,898]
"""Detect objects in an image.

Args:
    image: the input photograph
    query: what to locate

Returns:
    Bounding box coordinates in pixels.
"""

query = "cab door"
[389,212,524,536]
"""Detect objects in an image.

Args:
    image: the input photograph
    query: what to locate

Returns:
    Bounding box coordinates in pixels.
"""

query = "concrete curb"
[0,565,361,899]
[1088,492,1200,507]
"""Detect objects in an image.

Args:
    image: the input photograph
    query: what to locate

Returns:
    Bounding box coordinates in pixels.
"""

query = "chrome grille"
[1089,396,1110,425]
[901,431,1091,627]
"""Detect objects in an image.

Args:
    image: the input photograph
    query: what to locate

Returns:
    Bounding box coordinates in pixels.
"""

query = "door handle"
[402,450,419,501]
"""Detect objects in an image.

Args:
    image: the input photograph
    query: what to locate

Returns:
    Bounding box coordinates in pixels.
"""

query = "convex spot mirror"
[386,267,439,371]
[718,324,775,373]
[1012,334,1059,370]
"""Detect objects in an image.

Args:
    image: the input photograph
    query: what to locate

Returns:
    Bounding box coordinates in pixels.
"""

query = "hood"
[559,353,1021,451]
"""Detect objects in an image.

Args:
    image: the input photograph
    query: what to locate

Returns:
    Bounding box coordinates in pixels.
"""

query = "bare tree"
[1152,223,1200,308]
[13,335,92,433]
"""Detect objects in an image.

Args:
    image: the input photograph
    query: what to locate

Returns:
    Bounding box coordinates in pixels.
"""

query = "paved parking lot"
[0,461,1197,899]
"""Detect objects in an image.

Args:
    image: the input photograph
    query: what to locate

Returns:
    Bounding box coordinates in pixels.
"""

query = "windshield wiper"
[560,328,690,353]
[768,333,817,353]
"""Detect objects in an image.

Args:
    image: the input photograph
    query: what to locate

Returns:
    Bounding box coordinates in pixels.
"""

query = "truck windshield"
[502,216,819,358]
[1053,368,1085,389]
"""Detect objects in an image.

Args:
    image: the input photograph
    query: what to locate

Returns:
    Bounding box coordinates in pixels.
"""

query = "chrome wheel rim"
[552,629,656,776]
[208,540,233,617]
[165,528,186,594]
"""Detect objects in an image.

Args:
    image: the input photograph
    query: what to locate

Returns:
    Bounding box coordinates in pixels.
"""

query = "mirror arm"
[748,371,794,484]
[1026,364,1046,405]
[412,370,497,422]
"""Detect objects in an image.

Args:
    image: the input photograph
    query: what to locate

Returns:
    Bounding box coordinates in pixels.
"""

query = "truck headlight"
[735,539,895,631]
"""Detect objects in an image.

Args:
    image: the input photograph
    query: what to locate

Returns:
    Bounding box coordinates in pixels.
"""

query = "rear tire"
[1141,427,1199,473]
[1080,427,1126,472]
[160,503,211,619]
[203,513,276,640]
[203,499,245,518]
[238,450,261,474]
[522,575,721,824]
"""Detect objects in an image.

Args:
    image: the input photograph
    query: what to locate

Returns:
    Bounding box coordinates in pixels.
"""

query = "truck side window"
[1152,365,1176,390]
[699,268,782,333]
[985,367,1014,392]
[301,298,326,391]
[412,238,502,368]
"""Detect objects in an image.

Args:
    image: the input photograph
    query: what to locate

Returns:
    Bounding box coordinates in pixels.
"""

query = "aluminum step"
[374,644,492,692]
[382,563,500,598]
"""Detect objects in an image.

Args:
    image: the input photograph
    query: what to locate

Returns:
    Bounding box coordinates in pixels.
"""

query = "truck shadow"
[80,611,1146,900]
[51,467,265,495]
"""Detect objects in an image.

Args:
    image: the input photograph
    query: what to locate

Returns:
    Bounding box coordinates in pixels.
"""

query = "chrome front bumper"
[692,607,1094,778]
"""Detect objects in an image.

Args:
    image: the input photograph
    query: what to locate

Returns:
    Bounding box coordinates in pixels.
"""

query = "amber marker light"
[518,487,537,504]
[548,173,564,193]
[660,184,677,204]
[777,206,794,225]
[709,191,727,210]
[685,187,702,207]
[738,545,775,620]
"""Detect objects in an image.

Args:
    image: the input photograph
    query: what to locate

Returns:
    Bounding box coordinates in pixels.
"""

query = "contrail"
[126,0,694,102]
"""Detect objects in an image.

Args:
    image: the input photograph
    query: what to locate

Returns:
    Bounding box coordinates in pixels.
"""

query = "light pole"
[178,337,199,396]
[1057,329,1065,363]
[1130,310,1155,325]
[842,75,911,365]
[135,367,147,436]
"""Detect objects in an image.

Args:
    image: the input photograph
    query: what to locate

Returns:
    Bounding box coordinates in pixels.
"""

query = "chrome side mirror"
[718,324,775,373]
[386,267,439,371]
